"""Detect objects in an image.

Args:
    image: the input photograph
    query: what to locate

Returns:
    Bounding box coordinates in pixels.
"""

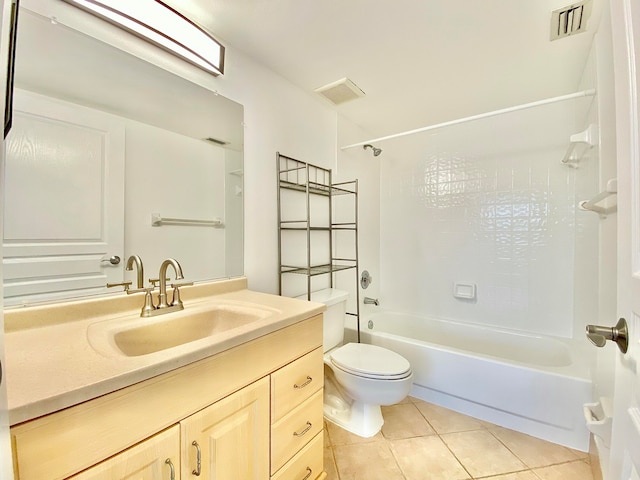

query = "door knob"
[101,255,121,265]
[586,318,628,354]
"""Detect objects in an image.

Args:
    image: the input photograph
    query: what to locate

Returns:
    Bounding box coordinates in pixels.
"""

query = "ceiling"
[167,0,601,145]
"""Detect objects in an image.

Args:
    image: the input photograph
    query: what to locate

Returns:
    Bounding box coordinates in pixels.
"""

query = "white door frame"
[0,0,16,477]
[609,0,640,478]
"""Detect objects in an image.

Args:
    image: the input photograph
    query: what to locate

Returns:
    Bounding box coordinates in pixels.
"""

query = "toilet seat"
[329,343,412,380]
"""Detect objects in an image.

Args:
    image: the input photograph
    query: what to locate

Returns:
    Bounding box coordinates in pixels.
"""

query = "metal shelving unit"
[277,152,360,338]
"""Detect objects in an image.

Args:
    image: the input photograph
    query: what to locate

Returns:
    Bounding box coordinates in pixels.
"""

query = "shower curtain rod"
[340,89,596,150]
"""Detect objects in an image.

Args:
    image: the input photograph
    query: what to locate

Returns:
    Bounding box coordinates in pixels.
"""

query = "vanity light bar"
[62,0,225,76]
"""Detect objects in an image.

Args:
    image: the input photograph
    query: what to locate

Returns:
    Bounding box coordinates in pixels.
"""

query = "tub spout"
[364,297,379,306]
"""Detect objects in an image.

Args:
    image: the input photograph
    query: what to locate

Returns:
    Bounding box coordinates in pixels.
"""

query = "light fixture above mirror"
[61,0,225,76]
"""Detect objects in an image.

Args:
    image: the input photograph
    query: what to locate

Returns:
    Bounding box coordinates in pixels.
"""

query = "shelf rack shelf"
[277,152,360,339]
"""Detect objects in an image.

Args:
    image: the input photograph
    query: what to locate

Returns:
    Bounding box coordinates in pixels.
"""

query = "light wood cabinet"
[270,348,325,479]
[180,377,269,479]
[68,426,180,480]
[11,314,325,480]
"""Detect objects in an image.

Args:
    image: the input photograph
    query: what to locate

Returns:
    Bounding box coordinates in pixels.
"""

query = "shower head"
[363,144,382,156]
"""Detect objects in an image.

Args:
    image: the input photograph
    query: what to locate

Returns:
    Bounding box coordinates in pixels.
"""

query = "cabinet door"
[68,426,180,480]
[181,377,269,479]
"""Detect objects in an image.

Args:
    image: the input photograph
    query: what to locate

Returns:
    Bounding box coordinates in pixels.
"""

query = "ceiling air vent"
[550,1,591,41]
[314,77,365,105]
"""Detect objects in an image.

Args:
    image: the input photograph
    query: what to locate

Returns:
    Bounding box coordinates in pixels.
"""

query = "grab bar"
[151,213,224,227]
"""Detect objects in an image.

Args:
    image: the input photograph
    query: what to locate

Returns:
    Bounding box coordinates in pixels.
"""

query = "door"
[0,0,17,478]
[180,377,269,479]
[609,0,640,478]
[2,89,125,305]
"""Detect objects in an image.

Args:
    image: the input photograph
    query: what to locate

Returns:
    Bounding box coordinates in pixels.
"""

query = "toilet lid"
[330,343,411,379]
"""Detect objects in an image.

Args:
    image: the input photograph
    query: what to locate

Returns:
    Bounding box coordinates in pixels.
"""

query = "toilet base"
[323,392,384,438]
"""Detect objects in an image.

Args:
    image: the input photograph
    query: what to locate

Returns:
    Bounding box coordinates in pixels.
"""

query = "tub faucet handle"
[586,318,628,354]
[364,297,379,306]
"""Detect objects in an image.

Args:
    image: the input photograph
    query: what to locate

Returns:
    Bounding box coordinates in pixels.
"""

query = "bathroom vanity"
[5,278,326,480]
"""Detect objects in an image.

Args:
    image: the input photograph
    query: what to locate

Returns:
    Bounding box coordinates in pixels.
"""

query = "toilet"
[308,288,413,438]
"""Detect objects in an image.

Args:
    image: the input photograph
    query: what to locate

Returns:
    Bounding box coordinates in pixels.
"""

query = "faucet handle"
[126,287,156,316]
[127,286,155,295]
[149,277,170,288]
[106,281,132,292]
[170,281,193,308]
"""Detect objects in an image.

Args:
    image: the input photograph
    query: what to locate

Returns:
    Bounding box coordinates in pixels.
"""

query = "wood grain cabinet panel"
[271,390,324,475]
[67,426,180,480]
[271,347,323,423]
[180,377,269,479]
[271,431,324,480]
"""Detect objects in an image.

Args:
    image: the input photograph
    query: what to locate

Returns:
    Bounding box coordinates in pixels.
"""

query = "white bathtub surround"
[379,100,589,339]
[345,311,592,451]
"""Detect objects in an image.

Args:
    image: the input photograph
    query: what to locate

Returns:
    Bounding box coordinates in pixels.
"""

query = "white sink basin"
[88,302,276,357]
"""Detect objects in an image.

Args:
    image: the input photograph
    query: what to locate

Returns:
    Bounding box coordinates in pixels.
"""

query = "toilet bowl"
[324,342,413,437]
[302,288,413,438]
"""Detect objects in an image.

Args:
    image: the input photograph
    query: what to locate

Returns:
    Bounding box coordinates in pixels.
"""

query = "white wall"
[212,48,338,294]
[377,101,587,338]
[124,121,227,283]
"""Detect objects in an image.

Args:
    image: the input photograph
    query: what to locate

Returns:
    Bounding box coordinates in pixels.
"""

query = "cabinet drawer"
[271,389,323,474]
[271,347,323,423]
[271,431,323,480]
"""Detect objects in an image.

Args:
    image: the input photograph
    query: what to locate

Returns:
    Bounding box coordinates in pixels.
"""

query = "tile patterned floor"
[323,397,593,480]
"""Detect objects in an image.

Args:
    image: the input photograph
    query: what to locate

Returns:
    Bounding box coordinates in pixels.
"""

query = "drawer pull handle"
[302,467,313,480]
[293,421,312,437]
[294,376,313,389]
[192,440,202,476]
[165,458,175,480]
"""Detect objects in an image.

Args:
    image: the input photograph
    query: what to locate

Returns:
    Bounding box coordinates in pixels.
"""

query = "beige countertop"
[4,277,324,425]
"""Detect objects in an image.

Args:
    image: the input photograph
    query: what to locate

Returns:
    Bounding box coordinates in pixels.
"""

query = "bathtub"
[344,311,592,451]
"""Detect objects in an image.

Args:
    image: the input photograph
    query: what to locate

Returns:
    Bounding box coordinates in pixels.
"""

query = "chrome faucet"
[364,297,379,306]
[125,255,145,289]
[158,258,185,309]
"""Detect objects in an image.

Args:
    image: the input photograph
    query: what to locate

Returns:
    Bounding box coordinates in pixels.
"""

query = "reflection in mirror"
[3,7,244,306]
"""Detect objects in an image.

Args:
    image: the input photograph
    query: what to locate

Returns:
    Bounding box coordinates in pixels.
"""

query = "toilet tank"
[299,288,349,352]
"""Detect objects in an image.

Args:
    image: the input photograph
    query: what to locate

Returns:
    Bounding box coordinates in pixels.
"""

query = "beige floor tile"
[481,472,540,480]
[324,447,339,480]
[333,441,405,480]
[533,460,594,480]
[397,396,413,404]
[381,403,436,439]
[326,420,384,446]
[389,435,471,480]
[489,426,581,468]
[441,430,527,478]
[414,401,487,434]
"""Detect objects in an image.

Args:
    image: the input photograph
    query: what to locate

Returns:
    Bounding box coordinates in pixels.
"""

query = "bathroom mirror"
[2,7,244,306]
